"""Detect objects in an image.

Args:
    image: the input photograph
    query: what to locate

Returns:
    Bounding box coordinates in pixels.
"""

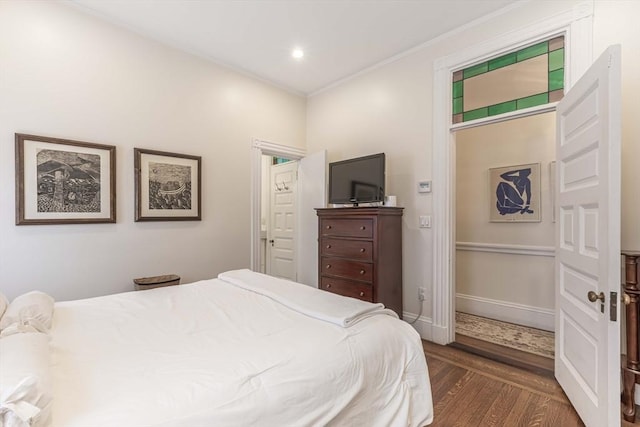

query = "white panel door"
[555,45,621,427]
[297,150,327,287]
[268,160,298,281]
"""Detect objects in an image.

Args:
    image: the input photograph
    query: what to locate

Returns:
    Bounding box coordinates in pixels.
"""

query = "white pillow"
[0,292,8,319]
[0,332,52,427]
[0,292,55,334]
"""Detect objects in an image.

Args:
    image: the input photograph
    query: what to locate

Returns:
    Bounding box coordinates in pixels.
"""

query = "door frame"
[250,138,305,272]
[430,3,593,344]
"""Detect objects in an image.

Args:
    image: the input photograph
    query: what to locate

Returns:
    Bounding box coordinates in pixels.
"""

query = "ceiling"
[69,0,518,95]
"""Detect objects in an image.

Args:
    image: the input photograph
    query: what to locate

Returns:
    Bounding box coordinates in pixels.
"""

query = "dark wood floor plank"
[454,333,555,377]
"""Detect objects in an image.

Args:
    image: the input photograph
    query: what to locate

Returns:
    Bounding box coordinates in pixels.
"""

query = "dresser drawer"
[321,257,373,282]
[320,238,373,261]
[320,277,373,302]
[320,218,373,238]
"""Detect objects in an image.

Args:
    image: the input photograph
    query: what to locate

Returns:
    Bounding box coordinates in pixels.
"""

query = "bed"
[0,269,433,427]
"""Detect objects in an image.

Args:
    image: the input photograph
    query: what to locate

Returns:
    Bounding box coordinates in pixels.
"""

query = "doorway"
[452,112,557,374]
[250,139,326,286]
[261,156,298,280]
[429,1,593,347]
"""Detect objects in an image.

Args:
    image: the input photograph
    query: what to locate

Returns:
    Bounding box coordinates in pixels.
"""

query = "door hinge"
[610,291,617,322]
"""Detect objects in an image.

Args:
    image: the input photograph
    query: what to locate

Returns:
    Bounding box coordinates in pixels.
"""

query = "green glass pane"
[488,100,517,116]
[517,93,549,109]
[463,107,488,121]
[452,81,463,98]
[463,62,488,79]
[549,69,564,91]
[549,48,564,71]
[453,97,463,115]
[488,52,517,71]
[517,41,548,62]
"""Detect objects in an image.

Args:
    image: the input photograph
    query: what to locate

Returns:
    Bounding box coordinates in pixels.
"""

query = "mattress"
[49,273,433,426]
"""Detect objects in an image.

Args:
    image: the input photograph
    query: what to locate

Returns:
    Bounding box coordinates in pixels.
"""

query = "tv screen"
[329,153,385,205]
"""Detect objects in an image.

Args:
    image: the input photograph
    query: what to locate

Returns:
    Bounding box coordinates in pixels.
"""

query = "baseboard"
[456,293,554,332]
[403,311,433,342]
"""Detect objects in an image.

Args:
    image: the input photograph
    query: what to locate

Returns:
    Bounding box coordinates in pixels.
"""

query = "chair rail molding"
[456,242,555,257]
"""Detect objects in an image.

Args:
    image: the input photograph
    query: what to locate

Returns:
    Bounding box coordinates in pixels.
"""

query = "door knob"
[587,291,605,303]
[622,293,631,305]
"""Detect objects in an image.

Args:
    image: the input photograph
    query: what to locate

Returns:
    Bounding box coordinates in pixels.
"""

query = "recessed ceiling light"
[291,48,304,59]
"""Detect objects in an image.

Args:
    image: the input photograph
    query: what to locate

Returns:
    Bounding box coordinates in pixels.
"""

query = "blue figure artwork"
[496,168,534,215]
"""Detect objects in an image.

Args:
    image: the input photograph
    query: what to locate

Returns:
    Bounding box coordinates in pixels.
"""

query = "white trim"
[402,313,433,342]
[456,241,555,257]
[456,293,555,332]
[250,139,305,272]
[432,2,593,345]
[451,103,558,131]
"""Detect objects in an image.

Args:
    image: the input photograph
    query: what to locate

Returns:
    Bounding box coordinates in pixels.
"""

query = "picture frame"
[15,133,116,225]
[489,162,541,223]
[134,148,201,221]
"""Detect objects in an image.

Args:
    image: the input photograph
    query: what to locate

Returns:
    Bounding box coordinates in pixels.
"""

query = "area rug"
[456,312,555,359]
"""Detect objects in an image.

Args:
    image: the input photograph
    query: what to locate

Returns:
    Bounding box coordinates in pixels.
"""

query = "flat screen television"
[328,153,385,205]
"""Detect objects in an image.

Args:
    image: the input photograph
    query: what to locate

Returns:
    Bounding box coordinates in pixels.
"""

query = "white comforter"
[50,274,433,427]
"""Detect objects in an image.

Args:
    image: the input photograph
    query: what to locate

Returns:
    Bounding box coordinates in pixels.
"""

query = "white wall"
[0,1,306,301]
[592,0,640,252]
[307,0,640,327]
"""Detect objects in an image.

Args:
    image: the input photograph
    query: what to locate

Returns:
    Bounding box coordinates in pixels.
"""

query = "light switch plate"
[418,180,431,193]
[419,215,431,228]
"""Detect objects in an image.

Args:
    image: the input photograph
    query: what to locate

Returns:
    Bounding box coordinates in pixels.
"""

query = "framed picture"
[15,133,116,225]
[134,148,201,221]
[489,162,541,222]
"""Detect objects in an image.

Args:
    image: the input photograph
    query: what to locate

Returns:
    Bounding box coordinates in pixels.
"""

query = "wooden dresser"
[316,207,403,318]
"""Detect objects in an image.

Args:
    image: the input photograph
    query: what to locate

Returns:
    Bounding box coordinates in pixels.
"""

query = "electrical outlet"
[418,287,426,301]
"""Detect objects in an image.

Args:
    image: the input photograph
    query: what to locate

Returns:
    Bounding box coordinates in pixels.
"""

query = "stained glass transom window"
[452,36,565,124]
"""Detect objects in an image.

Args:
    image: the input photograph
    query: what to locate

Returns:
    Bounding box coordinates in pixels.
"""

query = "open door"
[555,45,621,427]
[268,160,298,280]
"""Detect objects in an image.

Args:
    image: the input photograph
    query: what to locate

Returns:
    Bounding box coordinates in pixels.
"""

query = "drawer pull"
[326,264,331,269]
[326,284,332,289]
[326,244,331,249]
[326,225,332,229]
[359,269,365,275]
[359,291,365,297]
[360,226,366,230]
[359,248,365,253]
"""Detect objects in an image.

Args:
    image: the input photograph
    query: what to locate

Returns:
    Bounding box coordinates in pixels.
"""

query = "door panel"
[555,45,621,427]
[269,160,297,281]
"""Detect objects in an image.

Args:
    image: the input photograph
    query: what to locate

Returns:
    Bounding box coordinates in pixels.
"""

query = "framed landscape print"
[15,133,116,225]
[134,148,201,221]
[489,162,541,223]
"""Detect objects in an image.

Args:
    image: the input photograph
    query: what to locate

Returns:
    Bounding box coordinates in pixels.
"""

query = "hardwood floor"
[424,339,604,426]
